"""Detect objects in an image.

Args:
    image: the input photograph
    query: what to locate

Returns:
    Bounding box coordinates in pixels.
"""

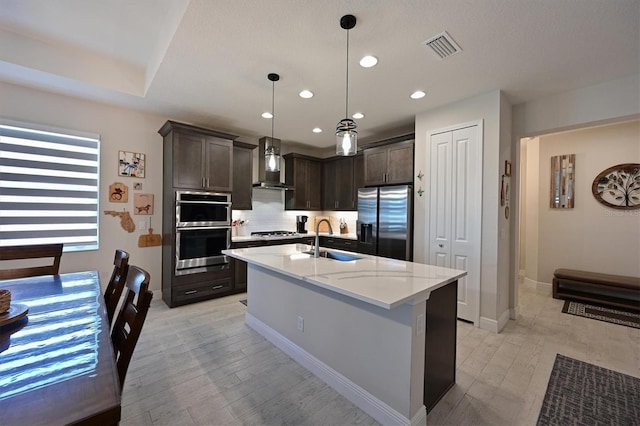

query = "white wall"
[522,138,540,283]
[415,90,509,331]
[1,81,167,291]
[534,121,640,283]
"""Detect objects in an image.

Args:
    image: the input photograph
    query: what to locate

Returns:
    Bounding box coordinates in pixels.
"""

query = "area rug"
[562,300,639,329]
[537,354,640,426]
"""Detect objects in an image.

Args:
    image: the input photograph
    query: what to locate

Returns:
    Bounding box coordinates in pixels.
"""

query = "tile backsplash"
[232,188,357,235]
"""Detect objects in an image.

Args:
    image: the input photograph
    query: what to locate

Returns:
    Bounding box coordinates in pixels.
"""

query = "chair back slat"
[111,265,153,390]
[104,250,130,326]
[0,244,63,280]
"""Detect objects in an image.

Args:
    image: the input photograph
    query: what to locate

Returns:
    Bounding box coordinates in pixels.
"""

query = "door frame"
[426,120,483,327]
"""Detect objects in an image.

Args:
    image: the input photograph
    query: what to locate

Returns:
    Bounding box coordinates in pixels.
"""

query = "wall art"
[550,154,575,208]
[133,193,154,215]
[591,163,640,210]
[109,182,128,202]
[118,150,145,178]
[133,182,142,190]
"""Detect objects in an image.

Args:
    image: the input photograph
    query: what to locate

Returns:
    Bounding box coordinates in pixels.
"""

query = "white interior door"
[429,124,482,324]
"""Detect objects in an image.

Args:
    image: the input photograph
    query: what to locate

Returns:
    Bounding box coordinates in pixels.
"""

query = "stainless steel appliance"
[296,215,308,234]
[175,191,231,275]
[357,185,413,261]
[175,191,231,227]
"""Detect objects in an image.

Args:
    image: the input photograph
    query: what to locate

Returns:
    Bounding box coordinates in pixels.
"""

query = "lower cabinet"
[319,236,358,251]
[165,265,234,307]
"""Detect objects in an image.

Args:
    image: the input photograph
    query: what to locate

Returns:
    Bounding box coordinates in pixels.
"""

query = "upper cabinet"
[232,141,256,210]
[363,138,414,186]
[322,154,362,211]
[284,154,322,210]
[159,120,236,192]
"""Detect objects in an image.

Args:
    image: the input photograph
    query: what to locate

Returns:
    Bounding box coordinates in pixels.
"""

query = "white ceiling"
[0,0,638,147]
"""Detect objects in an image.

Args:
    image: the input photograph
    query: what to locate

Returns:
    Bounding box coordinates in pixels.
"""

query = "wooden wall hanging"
[592,163,640,209]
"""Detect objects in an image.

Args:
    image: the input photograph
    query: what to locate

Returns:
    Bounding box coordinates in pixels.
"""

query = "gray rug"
[562,300,639,329]
[537,354,640,425]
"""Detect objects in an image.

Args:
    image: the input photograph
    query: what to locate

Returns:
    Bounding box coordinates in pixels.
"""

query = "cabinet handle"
[212,285,224,290]
[438,244,444,248]
[185,290,197,295]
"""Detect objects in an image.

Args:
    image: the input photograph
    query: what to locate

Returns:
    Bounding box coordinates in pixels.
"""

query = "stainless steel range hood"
[253,137,294,190]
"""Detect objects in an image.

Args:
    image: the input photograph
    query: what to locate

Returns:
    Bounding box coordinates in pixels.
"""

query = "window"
[0,119,100,251]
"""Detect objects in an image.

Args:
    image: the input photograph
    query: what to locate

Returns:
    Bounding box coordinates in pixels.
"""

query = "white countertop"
[232,232,357,243]
[223,244,466,309]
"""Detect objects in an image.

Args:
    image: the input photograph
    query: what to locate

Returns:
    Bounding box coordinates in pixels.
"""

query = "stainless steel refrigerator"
[357,185,413,261]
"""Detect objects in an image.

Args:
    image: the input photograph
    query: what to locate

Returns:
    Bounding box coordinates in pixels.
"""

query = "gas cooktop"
[251,230,299,238]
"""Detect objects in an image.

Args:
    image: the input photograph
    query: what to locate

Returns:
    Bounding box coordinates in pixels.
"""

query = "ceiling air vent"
[423,31,461,60]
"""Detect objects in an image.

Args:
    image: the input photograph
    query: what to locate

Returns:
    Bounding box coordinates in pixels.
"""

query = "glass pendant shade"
[336,118,357,156]
[265,145,280,172]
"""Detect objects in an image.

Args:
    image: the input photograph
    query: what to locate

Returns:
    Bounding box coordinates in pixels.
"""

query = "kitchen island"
[223,244,466,426]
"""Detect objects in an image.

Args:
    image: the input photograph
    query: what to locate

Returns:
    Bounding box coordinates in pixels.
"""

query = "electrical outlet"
[138,221,146,230]
[297,316,304,332]
[416,314,425,335]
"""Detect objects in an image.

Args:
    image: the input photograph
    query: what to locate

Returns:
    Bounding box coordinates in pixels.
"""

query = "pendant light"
[265,73,281,172]
[336,14,357,156]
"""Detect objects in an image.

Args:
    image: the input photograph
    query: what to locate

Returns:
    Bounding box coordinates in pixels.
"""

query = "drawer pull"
[212,285,224,290]
[185,290,197,295]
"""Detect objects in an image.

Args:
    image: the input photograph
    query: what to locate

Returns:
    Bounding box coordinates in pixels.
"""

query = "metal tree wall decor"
[591,163,640,209]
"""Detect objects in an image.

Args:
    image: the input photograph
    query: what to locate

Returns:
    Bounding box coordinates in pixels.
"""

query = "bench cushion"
[553,269,640,291]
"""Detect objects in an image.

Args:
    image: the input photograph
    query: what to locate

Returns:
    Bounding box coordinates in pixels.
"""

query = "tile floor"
[120,283,640,425]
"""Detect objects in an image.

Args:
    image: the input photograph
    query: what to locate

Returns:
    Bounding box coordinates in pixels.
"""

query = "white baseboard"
[523,277,552,294]
[245,313,420,426]
[479,309,511,333]
[509,306,519,320]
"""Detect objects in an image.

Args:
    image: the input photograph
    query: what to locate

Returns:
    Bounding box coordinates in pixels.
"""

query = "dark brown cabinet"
[363,139,414,186]
[232,141,256,210]
[160,120,235,192]
[322,156,357,211]
[284,154,322,210]
[158,120,239,308]
[319,236,358,251]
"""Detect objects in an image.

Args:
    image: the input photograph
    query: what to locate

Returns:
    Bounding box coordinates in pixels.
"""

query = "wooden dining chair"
[104,249,130,326]
[0,243,63,280]
[111,264,153,390]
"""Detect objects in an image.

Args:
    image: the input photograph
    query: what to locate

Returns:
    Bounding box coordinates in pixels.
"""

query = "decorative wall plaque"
[550,154,575,208]
[109,182,128,203]
[591,163,640,210]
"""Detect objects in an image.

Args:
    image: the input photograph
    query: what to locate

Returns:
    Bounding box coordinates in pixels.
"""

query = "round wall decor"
[591,163,640,209]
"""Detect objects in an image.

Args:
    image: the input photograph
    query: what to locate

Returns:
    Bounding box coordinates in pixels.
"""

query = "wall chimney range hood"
[253,137,294,190]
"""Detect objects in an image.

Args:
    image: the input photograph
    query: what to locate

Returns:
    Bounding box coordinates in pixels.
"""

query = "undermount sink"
[304,250,362,262]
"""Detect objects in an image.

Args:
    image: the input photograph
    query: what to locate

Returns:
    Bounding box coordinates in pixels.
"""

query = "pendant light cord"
[271,80,275,140]
[345,29,350,119]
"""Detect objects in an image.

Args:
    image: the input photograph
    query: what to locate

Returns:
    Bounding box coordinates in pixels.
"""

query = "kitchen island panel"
[247,264,427,424]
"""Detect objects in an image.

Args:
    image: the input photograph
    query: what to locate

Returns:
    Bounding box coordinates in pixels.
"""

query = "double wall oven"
[174,191,231,275]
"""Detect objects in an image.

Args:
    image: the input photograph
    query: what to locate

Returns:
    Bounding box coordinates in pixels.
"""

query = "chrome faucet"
[314,219,333,258]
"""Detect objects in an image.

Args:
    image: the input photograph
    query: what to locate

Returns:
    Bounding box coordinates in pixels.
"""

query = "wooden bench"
[552,268,640,312]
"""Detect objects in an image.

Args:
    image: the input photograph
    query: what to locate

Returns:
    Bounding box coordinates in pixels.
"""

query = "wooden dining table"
[0,271,121,425]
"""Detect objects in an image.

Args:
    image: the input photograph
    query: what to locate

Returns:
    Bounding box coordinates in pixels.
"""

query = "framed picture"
[133,193,154,215]
[133,182,142,190]
[504,160,512,177]
[118,151,145,178]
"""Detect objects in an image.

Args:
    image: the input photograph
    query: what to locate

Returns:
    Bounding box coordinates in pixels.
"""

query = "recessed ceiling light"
[299,90,314,99]
[262,112,273,119]
[352,112,364,119]
[410,91,426,99]
[360,56,378,68]
[312,128,322,133]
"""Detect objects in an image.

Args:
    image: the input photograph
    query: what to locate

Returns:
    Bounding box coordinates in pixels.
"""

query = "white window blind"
[0,119,100,252]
